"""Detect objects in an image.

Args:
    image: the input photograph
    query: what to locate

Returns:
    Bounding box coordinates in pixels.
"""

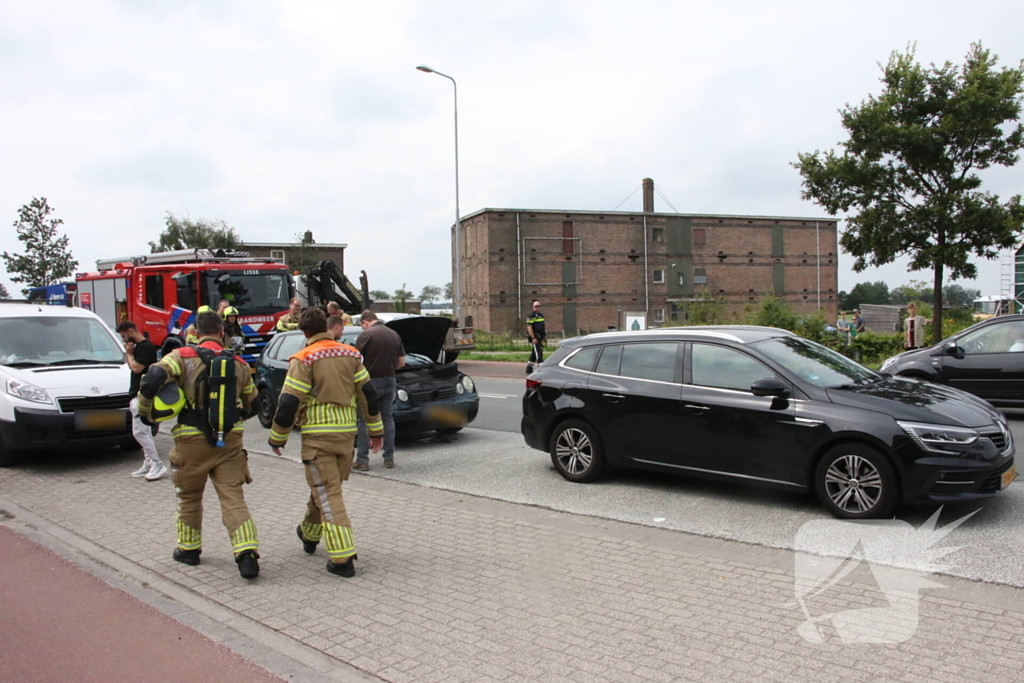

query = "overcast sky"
[1,1,1021,303]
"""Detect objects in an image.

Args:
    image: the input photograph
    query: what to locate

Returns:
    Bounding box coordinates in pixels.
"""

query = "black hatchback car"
[880,314,1024,408]
[521,326,1014,519]
[255,317,479,434]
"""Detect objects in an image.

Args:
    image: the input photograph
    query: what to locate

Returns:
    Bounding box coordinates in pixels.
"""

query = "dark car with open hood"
[521,326,1014,519]
[255,316,478,435]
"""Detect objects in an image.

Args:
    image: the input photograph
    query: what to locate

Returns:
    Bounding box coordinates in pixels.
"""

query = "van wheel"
[0,438,19,467]
[815,444,898,519]
[257,389,276,429]
[549,419,606,483]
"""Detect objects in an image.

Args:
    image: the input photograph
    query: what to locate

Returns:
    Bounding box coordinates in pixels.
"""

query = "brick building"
[455,180,839,335]
[242,231,347,274]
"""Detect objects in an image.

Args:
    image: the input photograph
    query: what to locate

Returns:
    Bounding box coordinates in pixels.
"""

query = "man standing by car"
[117,321,165,481]
[353,310,405,471]
[268,308,384,577]
[276,298,303,333]
[526,300,546,375]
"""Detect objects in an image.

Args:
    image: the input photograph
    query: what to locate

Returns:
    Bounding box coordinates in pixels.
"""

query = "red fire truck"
[76,248,295,365]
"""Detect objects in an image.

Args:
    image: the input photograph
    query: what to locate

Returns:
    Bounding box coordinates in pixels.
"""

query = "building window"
[653,269,665,284]
[653,308,664,323]
[694,228,706,245]
[562,221,574,255]
[652,228,664,243]
[271,249,285,261]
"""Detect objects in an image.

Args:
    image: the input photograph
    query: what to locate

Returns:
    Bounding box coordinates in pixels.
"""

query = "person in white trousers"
[117,321,166,481]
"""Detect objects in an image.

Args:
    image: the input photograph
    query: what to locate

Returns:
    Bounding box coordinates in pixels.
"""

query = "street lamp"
[416,64,462,323]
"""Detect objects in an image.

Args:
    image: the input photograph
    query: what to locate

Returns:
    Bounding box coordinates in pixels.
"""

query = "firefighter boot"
[297,525,318,554]
[236,550,260,579]
[173,548,201,566]
[326,557,355,578]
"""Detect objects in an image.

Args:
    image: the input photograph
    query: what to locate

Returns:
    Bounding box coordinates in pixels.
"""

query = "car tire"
[0,437,18,467]
[815,443,898,519]
[120,437,142,451]
[549,418,606,483]
[257,389,276,429]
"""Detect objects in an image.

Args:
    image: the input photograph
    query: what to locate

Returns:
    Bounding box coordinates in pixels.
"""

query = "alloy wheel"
[824,455,883,514]
[555,428,593,475]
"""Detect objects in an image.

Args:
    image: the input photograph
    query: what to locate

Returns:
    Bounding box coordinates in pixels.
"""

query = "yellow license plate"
[75,410,127,431]
[425,406,466,427]
[1001,467,1016,490]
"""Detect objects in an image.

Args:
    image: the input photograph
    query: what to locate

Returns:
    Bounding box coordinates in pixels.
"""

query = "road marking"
[479,393,517,399]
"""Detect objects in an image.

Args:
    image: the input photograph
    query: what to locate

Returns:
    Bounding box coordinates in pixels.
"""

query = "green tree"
[369,289,391,300]
[285,231,318,274]
[795,43,1024,342]
[443,282,453,301]
[0,282,9,299]
[890,279,933,305]
[393,283,413,313]
[943,284,982,308]
[149,212,241,253]
[420,285,441,305]
[2,197,79,295]
[840,281,890,309]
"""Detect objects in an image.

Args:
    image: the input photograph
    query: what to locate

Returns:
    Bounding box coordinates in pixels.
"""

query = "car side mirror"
[751,377,790,398]
[945,342,964,358]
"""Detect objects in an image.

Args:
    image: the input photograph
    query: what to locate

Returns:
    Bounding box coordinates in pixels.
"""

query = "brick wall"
[457,211,839,335]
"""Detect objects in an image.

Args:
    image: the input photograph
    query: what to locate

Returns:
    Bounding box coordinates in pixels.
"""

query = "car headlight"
[462,376,475,393]
[396,389,409,403]
[6,377,52,404]
[897,420,979,454]
[456,383,465,394]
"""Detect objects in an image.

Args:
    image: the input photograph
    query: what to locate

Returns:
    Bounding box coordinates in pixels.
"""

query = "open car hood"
[386,317,452,362]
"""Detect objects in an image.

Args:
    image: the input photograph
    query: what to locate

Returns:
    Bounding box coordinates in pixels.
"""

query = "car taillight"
[526,378,542,390]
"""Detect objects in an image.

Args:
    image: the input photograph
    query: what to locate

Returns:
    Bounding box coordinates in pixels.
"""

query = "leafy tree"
[369,289,391,300]
[0,282,9,299]
[420,285,441,304]
[943,284,981,308]
[795,43,1024,342]
[393,283,413,313]
[285,231,318,274]
[149,212,241,253]
[443,282,453,301]
[889,279,933,305]
[2,197,78,295]
[840,281,891,309]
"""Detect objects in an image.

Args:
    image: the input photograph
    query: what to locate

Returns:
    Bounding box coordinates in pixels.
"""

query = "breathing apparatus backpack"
[181,345,238,447]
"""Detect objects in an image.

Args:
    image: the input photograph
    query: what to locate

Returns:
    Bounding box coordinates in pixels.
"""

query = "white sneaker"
[130,464,151,478]
[145,463,168,481]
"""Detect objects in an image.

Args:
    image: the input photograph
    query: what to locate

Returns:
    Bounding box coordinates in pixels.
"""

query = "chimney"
[642,178,654,213]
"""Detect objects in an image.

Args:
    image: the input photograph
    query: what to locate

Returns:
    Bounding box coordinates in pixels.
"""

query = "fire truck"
[76,248,295,365]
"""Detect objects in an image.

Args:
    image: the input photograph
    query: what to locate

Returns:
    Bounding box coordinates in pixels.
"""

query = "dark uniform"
[268,333,384,575]
[526,309,546,374]
[137,336,260,576]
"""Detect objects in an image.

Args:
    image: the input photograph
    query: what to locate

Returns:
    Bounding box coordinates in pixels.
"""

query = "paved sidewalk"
[2,442,1023,682]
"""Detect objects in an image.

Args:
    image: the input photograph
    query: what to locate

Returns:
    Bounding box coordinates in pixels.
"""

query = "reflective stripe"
[176,519,202,550]
[300,424,358,434]
[284,377,311,393]
[230,519,258,553]
[365,419,383,430]
[163,356,182,376]
[322,522,355,560]
[242,381,256,395]
[269,426,290,442]
[353,368,369,383]
[300,522,323,542]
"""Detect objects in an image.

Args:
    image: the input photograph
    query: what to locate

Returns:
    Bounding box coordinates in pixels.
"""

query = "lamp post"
[417,64,462,322]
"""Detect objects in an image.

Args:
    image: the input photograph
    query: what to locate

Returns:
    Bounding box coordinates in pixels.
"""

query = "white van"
[0,302,134,466]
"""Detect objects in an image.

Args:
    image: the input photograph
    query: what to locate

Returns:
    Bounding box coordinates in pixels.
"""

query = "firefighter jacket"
[268,333,383,447]
[138,337,257,442]
[276,311,301,332]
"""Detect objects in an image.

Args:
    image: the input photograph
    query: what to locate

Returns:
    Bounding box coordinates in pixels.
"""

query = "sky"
[1,0,1021,302]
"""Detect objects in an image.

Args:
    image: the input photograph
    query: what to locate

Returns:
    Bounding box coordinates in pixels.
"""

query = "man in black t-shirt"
[117,322,166,481]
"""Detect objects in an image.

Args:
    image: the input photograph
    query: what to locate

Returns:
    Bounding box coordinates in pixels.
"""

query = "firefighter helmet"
[223,306,239,318]
[197,305,213,314]
[151,383,186,423]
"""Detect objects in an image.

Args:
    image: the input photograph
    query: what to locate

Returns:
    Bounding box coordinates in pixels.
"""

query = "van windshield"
[0,317,125,367]
[203,271,293,315]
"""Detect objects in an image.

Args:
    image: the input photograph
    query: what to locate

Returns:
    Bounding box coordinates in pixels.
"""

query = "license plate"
[425,406,467,428]
[75,409,127,432]
[1001,467,1017,490]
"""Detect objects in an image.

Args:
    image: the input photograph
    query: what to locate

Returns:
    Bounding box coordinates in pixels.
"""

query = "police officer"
[183,305,214,345]
[526,300,546,374]
[138,311,261,579]
[269,308,384,578]
[276,298,303,332]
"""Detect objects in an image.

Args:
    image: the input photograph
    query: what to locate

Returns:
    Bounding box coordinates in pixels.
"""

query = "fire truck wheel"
[257,389,276,429]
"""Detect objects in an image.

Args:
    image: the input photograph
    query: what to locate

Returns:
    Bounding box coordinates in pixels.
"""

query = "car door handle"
[684,404,710,413]
[602,393,625,402]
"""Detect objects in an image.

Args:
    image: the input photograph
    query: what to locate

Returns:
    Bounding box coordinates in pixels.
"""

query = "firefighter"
[138,311,261,579]
[269,308,384,578]
[525,300,546,374]
[223,306,244,353]
[276,298,303,332]
[183,305,214,345]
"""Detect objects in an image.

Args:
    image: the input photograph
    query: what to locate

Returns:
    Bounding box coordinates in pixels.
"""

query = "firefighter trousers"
[298,433,357,563]
[168,434,257,557]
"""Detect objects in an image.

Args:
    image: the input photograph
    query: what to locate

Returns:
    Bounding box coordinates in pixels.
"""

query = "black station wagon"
[521,326,1014,519]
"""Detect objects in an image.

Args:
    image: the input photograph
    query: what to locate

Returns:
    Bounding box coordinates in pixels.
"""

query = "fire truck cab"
[76,248,295,365]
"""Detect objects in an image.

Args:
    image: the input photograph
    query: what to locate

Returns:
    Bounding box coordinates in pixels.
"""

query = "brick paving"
[2,442,1024,682]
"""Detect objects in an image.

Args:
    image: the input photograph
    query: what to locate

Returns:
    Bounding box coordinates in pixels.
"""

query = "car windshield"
[0,316,125,367]
[203,271,292,315]
[752,336,879,388]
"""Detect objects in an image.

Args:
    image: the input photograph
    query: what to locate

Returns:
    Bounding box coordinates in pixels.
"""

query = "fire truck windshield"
[202,271,292,315]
